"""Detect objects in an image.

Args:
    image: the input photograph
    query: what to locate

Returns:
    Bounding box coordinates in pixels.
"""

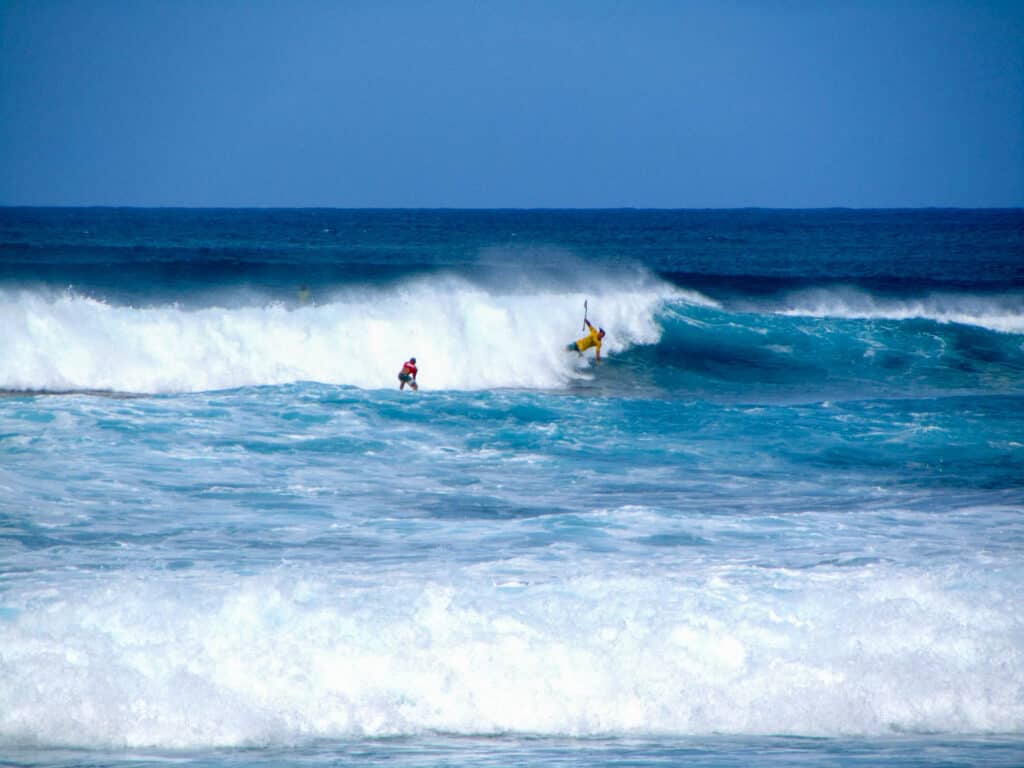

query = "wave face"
[2,279,1022,399]
[635,288,1024,402]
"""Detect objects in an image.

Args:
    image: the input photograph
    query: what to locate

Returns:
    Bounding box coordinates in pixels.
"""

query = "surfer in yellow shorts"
[567,319,605,363]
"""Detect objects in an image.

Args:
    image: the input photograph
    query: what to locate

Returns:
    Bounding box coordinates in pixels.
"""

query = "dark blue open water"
[1,208,1022,767]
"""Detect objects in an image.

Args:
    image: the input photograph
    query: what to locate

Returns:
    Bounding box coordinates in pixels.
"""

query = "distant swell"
[769,286,1024,334]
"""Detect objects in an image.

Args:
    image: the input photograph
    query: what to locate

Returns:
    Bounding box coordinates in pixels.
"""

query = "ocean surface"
[1,208,1022,768]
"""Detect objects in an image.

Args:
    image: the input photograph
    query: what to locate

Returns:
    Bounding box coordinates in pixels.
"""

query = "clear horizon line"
[2,204,1023,212]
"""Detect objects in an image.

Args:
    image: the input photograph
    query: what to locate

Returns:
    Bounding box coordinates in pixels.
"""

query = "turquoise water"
[1,209,1022,766]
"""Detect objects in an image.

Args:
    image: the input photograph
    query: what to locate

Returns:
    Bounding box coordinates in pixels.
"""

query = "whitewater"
[3,277,1022,396]
[1,207,1022,768]
[0,275,678,393]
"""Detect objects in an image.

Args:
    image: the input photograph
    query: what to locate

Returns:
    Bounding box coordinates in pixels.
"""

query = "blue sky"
[1,1,1022,208]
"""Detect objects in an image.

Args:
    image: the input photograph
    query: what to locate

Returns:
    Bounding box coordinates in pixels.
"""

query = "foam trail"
[0,277,688,394]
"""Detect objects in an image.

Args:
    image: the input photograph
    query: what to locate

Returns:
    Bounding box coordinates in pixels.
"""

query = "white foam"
[0,561,1019,748]
[0,276,685,394]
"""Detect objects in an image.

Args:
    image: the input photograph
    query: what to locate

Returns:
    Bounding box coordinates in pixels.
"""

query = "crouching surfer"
[398,357,418,390]
[567,320,605,363]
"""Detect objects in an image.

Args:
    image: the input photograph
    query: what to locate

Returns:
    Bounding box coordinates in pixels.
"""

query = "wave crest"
[0,276,683,394]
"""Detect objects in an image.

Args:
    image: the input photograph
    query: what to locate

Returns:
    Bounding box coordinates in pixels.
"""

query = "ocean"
[1,208,1022,768]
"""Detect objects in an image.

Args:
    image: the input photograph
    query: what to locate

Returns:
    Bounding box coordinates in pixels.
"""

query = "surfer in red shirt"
[398,357,418,390]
